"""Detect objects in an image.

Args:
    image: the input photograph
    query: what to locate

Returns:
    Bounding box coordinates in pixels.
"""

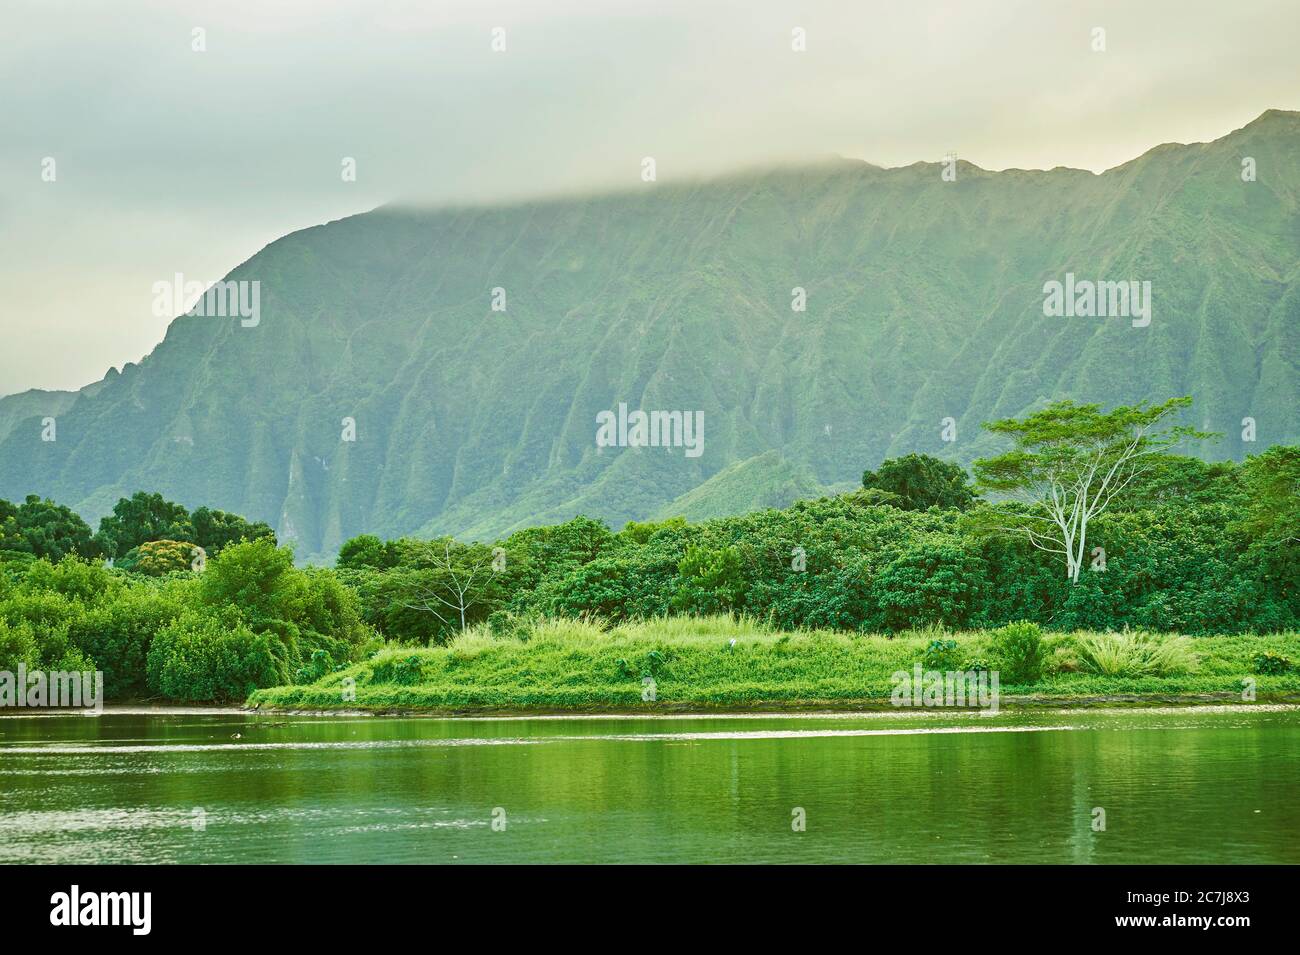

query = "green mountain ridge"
[1,109,1296,559]
[648,450,826,525]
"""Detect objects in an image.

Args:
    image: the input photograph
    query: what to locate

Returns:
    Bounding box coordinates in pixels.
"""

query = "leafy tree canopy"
[117,539,198,577]
[971,397,1211,583]
[1235,446,1300,550]
[337,534,401,571]
[96,492,194,559]
[93,493,271,560]
[862,454,976,511]
[191,506,275,556]
[1107,455,1243,511]
[0,495,98,562]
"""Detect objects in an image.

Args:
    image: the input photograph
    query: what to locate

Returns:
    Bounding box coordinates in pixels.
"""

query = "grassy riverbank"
[248,616,1300,712]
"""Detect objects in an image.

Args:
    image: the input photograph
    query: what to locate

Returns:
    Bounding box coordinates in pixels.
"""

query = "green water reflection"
[1,707,1296,863]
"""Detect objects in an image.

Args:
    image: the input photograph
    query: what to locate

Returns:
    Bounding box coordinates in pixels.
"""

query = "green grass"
[247,616,1300,712]
[1075,631,1199,676]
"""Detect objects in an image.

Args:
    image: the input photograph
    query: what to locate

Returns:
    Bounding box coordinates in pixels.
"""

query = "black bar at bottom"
[0,864,1282,940]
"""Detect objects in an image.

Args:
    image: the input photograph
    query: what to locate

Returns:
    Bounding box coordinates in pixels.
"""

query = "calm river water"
[1,706,1296,863]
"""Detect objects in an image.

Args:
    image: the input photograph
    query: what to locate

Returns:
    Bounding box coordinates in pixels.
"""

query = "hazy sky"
[2,0,1296,393]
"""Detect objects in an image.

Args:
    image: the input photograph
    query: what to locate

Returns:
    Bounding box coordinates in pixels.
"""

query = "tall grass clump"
[618,613,775,643]
[1076,632,1198,677]
[898,621,952,644]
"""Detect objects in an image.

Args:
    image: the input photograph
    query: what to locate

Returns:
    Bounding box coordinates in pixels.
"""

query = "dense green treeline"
[1,426,1296,703]
[0,539,375,702]
[334,457,1295,644]
[323,401,1295,649]
[0,490,273,567]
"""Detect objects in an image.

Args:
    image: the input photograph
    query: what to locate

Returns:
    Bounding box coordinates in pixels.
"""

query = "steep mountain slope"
[1,110,1296,559]
[651,451,826,523]
[0,388,81,444]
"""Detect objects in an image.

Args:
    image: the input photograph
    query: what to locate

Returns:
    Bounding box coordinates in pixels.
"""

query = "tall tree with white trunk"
[972,397,1210,583]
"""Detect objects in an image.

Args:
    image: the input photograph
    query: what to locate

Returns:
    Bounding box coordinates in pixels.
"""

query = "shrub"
[527,550,677,624]
[0,589,81,633]
[286,567,374,661]
[875,539,988,631]
[1253,651,1293,675]
[0,551,36,575]
[371,652,427,686]
[745,558,876,633]
[294,648,336,684]
[671,544,747,615]
[146,611,282,702]
[1076,632,1198,677]
[0,619,39,672]
[0,600,87,670]
[486,609,538,641]
[20,557,118,603]
[196,539,372,674]
[198,538,295,627]
[989,621,1045,684]
[68,588,186,696]
[921,638,961,671]
[642,648,671,678]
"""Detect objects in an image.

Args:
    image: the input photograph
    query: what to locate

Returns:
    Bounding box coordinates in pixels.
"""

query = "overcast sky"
[2,0,1296,394]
